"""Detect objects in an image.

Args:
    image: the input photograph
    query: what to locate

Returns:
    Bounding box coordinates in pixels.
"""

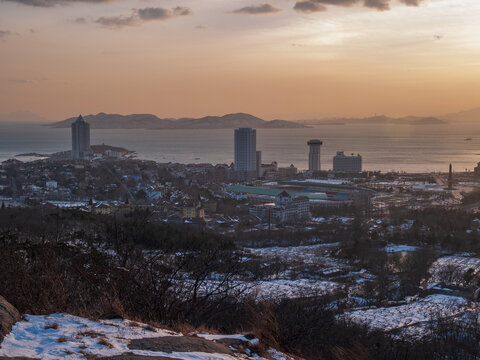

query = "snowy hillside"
[0,313,294,360]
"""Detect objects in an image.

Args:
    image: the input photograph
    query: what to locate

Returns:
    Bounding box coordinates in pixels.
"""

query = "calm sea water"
[1,122,480,173]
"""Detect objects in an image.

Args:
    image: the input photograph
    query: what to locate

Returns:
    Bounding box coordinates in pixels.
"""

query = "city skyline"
[1,0,480,120]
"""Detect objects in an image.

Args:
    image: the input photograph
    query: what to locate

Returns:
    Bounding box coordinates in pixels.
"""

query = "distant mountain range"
[441,107,480,123]
[303,115,448,125]
[51,113,308,130]
[4,107,480,127]
[0,111,48,123]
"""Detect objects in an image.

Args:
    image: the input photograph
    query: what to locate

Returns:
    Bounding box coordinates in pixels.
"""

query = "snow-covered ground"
[382,245,419,253]
[252,279,343,300]
[339,295,474,339]
[245,243,350,275]
[0,313,293,360]
[425,256,480,288]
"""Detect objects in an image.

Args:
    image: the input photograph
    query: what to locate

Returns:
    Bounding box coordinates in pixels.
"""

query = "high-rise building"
[234,128,257,179]
[333,151,362,172]
[71,115,91,160]
[256,150,262,178]
[307,139,322,172]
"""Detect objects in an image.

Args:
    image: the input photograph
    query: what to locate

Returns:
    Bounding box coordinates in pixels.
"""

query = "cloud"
[0,30,10,38]
[137,6,191,20]
[293,1,326,12]
[232,3,282,15]
[172,6,192,16]
[293,0,424,13]
[195,25,209,30]
[364,0,389,10]
[2,78,31,84]
[1,0,112,7]
[73,17,87,23]
[95,6,192,28]
[96,15,136,28]
[400,0,422,5]
[137,7,170,20]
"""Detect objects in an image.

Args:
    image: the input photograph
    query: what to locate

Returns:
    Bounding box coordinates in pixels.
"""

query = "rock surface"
[0,296,21,342]
[128,336,235,355]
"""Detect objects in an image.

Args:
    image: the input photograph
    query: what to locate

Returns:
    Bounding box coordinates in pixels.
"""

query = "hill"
[51,112,307,129]
[441,107,480,123]
[308,115,447,125]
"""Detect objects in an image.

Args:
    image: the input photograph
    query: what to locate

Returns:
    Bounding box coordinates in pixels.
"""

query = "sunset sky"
[0,0,479,120]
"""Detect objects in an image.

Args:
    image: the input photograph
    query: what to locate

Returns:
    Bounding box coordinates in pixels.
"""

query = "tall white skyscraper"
[308,139,322,172]
[71,115,91,160]
[234,128,257,178]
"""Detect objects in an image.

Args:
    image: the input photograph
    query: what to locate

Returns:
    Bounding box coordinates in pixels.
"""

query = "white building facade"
[250,191,310,224]
[333,151,362,172]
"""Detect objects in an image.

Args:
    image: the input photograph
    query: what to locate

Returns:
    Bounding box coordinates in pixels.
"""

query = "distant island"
[15,145,134,160]
[305,115,448,126]
[51,112,308,130]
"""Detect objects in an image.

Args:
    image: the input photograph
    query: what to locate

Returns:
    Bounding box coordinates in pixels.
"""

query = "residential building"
[333,151,362,172]
[249,191,310,224]
[278,164,298,178]
[234,128,256,180]
[259,161,278,177]
[71,115,91,160]
[182,205,205,219]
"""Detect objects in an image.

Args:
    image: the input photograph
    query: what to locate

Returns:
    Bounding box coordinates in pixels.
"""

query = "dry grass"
[45,322,58,330]
[172,322,218,336]
[78,350,99,359]
[143,324,157,332]
[330,343,371,360]
[78,330,103,338]
[248,342,268,358]
[57,336,68,343]
[97,338,113,349]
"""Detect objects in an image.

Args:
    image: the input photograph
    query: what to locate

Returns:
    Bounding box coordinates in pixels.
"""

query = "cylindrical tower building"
[307,139,322,172]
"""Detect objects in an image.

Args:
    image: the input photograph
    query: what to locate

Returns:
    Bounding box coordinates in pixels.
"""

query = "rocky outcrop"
[0,296,21,342]
[128,336,234,355]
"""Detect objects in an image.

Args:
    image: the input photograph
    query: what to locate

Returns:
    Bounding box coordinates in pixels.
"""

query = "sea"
[1,122,480,173]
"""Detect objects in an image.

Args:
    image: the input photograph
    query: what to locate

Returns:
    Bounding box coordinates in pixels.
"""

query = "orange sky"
[0,0,479,120]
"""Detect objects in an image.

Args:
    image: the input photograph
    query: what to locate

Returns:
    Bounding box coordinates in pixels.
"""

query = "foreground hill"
[0,312,295,360]
[51,113,307,130]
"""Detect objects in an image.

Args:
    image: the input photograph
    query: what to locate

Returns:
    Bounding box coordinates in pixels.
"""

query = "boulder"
[0,296,21,342]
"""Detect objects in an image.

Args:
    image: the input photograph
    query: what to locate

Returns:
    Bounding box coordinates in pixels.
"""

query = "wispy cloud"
[73,17,87,24]
[96,15,136,28]
[0,30,11,38]
[95,6,192,29]
[293,0,424,13]
[1,0,113,7]
[232,3,282,15]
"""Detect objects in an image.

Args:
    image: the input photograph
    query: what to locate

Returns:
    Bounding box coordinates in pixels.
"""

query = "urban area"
[1,115,480,359]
